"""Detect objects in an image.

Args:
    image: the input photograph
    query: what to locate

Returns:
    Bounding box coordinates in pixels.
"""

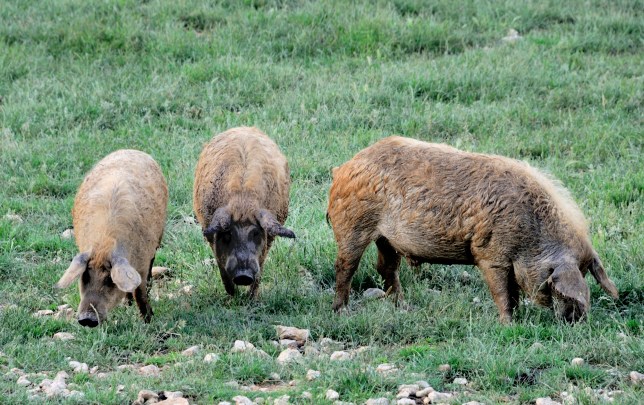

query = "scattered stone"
[164,391,183,399]
[135,389,159,404]
[426,391,452,403]
[138,365,161,377]
[277,348,302,364]
[397,399,415,405]
[530,342,544,351]
[182,345,201,356]
[69,361,89,373]
[157,398,189,405]
[571,358,584,367]
[275,325,309,345]
[416,381,430,389]
[398,384,420,395]
[204,353,220,363]
[472,297,481,304]
[617,332,627,340]
[306,369,321,381]
[535,398,561,405]
[353,346,371,355]
[462,402,484,405]
[438,364,451,372]
[232,395,253,405]
[330,351,351,361]
[152,267,169,279]
[279,339,299,349]
[34,309,55,317]
[218,402,232,405]
[254,398,265,404]
[453,377,468,385]
[416,387,434,397]
[301,391,313,400]
[180,285,194,295]
[53,332,75,341]
[269,373,280,381]
[61,229,74,239]
[326,389,340,400]
[274,395,290,405]
[116,385,125,393]
[376,363,398,374]
[54,306,75,321]
[304,346,320,357]
[630,370,644,385]
[502,28,522,42]
[5,213,23,223]
[232,340,255,353]
[117,364,136,371]
[96,372,110,379]
[40,371,69,397]
[17,375,32,386]
[365,399,390,405]
[363,288,386,299]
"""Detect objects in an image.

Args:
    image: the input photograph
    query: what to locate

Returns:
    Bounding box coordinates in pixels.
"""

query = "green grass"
[1,0,642,403]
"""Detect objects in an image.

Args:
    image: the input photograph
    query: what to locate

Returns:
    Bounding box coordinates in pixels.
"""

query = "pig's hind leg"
[375,237,403,304]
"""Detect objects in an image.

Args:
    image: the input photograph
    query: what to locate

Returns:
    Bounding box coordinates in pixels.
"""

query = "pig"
[56,149,168,327]
[193,126,295,297]
[327,136,618,323]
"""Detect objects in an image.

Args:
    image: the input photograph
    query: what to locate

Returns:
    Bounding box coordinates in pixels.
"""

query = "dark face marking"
[214,221,265,286]
[77,262,127,327]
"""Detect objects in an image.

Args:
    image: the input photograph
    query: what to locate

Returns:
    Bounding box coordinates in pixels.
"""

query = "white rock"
[254,398,265,404]
[274,395,290,405]
[426,391,452,402]
[416,381,430,389]
[61,229,74,239]
[218,402,233,405]
[301,391,313,400]
[116,385,125,393]
[232,395,253,405]
[95,372,109,379]
[396,390,412,399]
[277,348,302,364]
[117,364,136,371]
[232,340,255,353]
[472,297,481,304]
[535,398,562,405]
[398,384,419,394]
[89,366,99,374]
[34,310,54,317]
[69,361,89,373]
[275,325,310,344]
[416,387,434,397]
[5,214,23,223]
[152,266,169,279]
[279,339,299,348]
[53,332,75,341]
[363,288,386,299]
[453,377,468,385]
[502,28,522,42]
[376,363,398,374]
[630,370,644,384]
[269,373,280,380]
[365,399,390,405]
[181,345,201,356]
[16,375,32,386]
[326,389,340,400]
[180,285,194,295]
[462,402,485,405]
[138,364,161,377]
[306,369,321,381]
[530,342,544,351]
[157,399,189,405]
[397,399,415,405]
[164,391,183,399]
[330,351,351,361]
[136,389,159,403]
[204,353,220,363]
[438,364,451,372]
[571,358,584,366]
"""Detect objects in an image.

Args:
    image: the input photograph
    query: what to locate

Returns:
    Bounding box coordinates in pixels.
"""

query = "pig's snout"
[233,269,255,286]
[78,310,100,328]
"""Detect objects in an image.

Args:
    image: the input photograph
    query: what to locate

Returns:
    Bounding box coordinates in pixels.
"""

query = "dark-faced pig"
[327,136,618,323]
[56,150,168,327]
[193,127,295,297]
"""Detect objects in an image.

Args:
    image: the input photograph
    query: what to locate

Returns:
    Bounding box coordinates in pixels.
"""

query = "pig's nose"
[78,311,99,328]
[233,269,254,286]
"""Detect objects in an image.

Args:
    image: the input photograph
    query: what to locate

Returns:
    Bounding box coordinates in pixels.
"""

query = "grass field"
[0,0,642,403]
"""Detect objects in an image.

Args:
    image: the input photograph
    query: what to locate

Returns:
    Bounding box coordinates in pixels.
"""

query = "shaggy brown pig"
[56,150,168,327]
[193,127,295,297]
[327,136,618,323]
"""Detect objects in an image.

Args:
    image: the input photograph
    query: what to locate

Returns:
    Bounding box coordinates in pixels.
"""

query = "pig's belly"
[380,227,475,265]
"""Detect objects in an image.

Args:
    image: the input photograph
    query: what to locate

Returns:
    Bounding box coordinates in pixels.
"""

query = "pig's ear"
[548,264,589,309]
[110,256,141,293]
[203,207,231,243]
[589,254,618,299]
[56,252,90,289]
[257,209,295,239]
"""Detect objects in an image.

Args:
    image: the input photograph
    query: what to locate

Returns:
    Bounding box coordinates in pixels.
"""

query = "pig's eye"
[218,231,231,244]
[249,228,261,240]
